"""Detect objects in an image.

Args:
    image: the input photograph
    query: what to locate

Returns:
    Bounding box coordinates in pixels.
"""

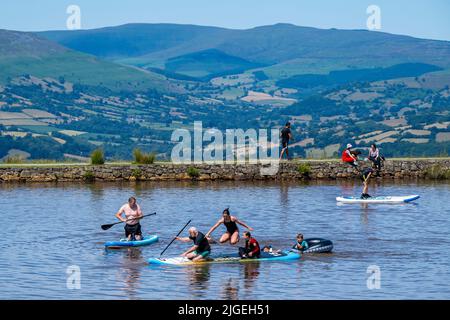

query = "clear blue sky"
[1,0,449,40]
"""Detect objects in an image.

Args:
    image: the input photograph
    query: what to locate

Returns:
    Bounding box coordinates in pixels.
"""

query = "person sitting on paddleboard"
[361,167,374,199]
[262,245,282,254]
[205,208,253,245]
[115,196,143,241]
[239,231,261,259]
[342,143,358,168]
[293,233,309,252]
[176,227,211,262]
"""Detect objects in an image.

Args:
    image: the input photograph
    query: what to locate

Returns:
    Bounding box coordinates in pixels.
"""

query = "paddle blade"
[101,224,113,230]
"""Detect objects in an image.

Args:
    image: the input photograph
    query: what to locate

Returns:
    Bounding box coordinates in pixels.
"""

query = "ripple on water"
[1,180,450,299]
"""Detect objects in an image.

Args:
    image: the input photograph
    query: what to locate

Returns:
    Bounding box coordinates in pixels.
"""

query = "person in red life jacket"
[239,231,261,259]
[342,143,358,168]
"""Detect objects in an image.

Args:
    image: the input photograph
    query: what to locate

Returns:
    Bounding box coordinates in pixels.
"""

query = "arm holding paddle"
[175,236,191,243]
[102,212,155,230]
[159,219,192,257]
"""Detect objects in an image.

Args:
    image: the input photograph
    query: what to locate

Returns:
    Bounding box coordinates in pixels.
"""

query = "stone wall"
[1,159,449,183]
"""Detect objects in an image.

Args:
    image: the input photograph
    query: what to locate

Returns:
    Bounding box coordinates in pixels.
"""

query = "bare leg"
[135,234,142,240]
[362,181,368,195]
[279,148,286,160]
[186,252,197,260]
[192,255,206,262]
[220,232,231,243]
[230,231,240,245]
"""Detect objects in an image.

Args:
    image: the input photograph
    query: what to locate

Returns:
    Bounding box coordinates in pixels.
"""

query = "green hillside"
[0,30,169,91]
[164,49,266,79]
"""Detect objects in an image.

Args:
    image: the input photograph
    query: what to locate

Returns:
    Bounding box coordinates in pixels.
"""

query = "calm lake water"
[0,180,449,300]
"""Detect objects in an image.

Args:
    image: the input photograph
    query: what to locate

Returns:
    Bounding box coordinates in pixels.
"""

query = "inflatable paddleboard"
[105,234,158,249]
[336,195,419,204]
[148,250,300,266]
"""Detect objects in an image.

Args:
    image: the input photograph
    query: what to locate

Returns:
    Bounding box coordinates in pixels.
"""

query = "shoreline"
[1,158,449,182]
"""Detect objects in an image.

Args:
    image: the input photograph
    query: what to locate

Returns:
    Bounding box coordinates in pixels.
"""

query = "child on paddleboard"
[361,167,374,199]
[239,231,261,259]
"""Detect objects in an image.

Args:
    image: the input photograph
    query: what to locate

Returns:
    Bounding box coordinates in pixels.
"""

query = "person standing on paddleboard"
[279,122,292,160]
[361,167,374,199]
[115,197,143,241]
[239,231,261,259]
[176,227,211,262]
[205,208,253,245]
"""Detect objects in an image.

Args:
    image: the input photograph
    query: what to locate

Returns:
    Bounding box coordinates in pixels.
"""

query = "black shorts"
[282,140,289,148]
[124,223,142,237]
[239,247,260,259]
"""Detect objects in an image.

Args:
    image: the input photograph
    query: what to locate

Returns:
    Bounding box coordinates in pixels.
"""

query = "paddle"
[101,212,156,230]
[160,219,192,257]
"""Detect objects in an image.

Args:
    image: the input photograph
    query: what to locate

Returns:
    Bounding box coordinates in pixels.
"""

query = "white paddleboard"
[336,195,419,204]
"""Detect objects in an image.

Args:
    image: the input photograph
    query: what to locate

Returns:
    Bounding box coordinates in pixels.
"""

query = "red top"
[246,238,261,256]
[341,149,354,162]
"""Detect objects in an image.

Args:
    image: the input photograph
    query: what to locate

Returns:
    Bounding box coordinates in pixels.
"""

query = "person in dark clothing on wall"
[280,122,292,160]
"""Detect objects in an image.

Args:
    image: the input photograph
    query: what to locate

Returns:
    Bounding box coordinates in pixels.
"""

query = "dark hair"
[285,122,291,127]
[371,143,377,149]
[223,208,230,215]
[297,233,303,239]
[244,231,251,237]
[128,196,136,203]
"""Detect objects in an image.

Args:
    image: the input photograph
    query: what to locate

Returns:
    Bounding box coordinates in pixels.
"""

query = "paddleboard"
[336,195,419,204]
[105,234,158,249]
[148,250,301,266]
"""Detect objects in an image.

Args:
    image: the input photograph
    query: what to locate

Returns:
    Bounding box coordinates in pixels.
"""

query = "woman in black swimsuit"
[205,208,253,245]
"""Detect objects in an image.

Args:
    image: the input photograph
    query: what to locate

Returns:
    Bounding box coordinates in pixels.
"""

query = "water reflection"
[222,277,239,300]
[106,248,144,300]
[242,262,261,290]
[187,264,211,298]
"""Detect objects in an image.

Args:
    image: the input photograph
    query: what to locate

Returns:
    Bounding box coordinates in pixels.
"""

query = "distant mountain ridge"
[39,23,450,68]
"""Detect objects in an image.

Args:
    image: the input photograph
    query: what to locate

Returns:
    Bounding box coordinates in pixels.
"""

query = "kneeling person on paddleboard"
[176,227,211,262]
[239,231,261,259]
[361,168,374,199]
[115,197,143,241]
